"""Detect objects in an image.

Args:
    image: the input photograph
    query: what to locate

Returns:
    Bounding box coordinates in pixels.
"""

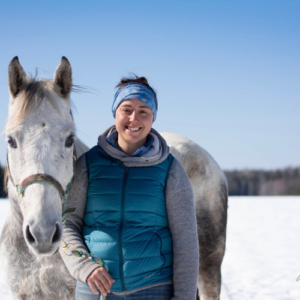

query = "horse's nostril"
[26,225,36,245]
[52,223,61,244]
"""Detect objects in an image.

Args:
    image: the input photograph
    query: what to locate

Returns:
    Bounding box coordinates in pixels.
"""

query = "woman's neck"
[116,137,147,156]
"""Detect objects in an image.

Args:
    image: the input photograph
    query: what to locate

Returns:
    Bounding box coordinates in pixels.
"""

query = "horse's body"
[161,133,227,300]
[0,57,227,300]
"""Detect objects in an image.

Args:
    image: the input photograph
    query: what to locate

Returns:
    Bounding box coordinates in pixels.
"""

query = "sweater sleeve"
[165,157,199,300]
[59,154,101,283]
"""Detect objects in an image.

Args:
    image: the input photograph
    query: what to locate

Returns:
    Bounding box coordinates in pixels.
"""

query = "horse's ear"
[8,56,26,98]
[53,56,72,99]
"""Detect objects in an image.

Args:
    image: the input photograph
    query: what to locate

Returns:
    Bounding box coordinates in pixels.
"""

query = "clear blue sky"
[0,0,299,170]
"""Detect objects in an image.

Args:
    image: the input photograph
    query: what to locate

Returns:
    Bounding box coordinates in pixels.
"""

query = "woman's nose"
[129,111,139,122]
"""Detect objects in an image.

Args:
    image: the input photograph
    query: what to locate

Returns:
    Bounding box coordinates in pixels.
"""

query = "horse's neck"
[75,138,89,158]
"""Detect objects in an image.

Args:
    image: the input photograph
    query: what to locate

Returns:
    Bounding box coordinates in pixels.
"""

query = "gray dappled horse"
[0,57,227,300]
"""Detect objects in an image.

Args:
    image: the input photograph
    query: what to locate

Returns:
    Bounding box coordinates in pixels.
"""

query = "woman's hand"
[86,267,115,296]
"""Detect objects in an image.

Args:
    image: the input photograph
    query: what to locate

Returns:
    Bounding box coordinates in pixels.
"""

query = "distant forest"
[0,163,299,198]
[0,163,5,198]
[225,167,300,196]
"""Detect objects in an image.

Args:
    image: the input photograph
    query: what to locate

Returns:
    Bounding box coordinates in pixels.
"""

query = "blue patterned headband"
[112,83,157,121]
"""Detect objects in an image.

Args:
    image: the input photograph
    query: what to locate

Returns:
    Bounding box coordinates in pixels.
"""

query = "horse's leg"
[195,184,228,300]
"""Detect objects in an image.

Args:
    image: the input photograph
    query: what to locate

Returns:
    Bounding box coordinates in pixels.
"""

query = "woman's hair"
[116,75,158,106]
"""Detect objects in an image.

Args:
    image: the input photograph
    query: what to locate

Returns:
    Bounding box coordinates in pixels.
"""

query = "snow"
[0,197,300,300]
[0,200,13,300]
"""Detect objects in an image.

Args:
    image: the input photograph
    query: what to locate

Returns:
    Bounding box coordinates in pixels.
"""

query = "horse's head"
[5,57,75,256]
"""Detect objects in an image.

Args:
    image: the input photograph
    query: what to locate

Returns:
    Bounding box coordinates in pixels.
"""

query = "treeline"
[1,163,300,198]
[225,167,300,196]
[0,163,6,198]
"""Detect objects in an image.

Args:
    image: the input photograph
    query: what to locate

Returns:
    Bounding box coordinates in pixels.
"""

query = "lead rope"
[61,235,109,300]
[61,239,109,300]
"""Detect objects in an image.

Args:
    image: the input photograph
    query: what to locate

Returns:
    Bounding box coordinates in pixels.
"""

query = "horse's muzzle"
[24,221,62,256]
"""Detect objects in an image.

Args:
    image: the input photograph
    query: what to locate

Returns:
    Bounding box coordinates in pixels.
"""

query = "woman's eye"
[65,135,74,148]
[123,109,132,114]
[7,137,17,149]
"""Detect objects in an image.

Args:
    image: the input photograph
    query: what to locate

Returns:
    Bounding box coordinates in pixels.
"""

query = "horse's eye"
[8,137,17,149]
[65,135,74,148]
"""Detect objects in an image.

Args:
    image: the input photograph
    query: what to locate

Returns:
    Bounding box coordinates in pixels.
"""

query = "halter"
[6,154,77,225]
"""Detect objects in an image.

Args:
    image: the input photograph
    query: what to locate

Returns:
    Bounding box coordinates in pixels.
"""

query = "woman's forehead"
[119,99,151,108]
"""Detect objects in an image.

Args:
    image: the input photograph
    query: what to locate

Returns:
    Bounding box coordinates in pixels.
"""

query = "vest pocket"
[142,232,166,279]
[155,232,166,271]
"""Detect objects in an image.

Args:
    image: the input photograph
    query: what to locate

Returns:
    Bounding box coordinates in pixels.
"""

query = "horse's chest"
[14,258,75,300]
[0,219,75,299]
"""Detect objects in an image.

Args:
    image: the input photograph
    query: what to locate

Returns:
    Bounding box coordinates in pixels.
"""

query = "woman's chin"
[123,131,144,141]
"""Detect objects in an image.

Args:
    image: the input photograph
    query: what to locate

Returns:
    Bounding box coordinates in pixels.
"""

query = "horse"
[0,56,88,299]
[0,57,227,300]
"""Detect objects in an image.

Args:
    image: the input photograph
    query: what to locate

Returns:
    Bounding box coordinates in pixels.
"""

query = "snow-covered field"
[0,197,300,299]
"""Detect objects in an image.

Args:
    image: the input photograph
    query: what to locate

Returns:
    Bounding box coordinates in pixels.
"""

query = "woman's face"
[115,99,153,149]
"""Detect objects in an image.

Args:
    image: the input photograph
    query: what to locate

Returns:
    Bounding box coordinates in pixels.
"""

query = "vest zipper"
[119,167,128,291]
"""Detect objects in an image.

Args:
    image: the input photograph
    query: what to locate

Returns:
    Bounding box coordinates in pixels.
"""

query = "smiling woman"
[60,76,200,300]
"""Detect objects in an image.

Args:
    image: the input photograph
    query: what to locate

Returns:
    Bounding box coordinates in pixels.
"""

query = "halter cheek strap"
[6,155,76,225]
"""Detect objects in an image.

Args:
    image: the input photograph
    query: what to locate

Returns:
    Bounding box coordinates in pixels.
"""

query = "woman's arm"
[165,157,199,300]
[60,154,114,296]
[59,154,100,282]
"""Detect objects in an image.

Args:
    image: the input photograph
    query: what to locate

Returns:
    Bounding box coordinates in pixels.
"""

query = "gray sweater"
[60,126,199,299]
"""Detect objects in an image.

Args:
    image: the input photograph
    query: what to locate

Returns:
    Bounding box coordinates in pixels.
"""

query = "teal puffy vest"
[83,146,174,292]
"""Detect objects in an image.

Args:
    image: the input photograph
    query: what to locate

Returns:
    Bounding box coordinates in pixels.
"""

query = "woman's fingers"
[87,279,99,294]
[96,275,111,294]
[103,270,115,286]
[87,277,109,296]
[94,279,108,296]
[86,267,115,295]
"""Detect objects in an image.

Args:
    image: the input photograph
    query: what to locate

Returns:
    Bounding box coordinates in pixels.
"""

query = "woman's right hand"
[86,267,115,296]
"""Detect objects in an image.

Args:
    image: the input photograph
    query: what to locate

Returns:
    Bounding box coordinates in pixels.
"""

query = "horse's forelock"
[5,77,65,132]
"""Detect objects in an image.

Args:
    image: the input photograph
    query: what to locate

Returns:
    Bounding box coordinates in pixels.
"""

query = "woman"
[60,76,199,300]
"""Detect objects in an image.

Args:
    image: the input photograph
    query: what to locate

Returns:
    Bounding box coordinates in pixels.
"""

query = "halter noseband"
[6,155,77,225]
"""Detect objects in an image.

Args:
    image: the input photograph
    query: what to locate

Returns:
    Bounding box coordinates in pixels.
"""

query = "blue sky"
[0,0,299,170]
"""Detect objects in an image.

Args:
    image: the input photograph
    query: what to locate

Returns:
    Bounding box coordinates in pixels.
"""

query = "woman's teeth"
[127,127,140,131]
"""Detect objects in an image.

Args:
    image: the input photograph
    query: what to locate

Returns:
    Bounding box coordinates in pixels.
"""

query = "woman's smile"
[125,126,142,131]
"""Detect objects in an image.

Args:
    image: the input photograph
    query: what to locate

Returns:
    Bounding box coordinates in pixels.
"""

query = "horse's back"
[160,132,227,200]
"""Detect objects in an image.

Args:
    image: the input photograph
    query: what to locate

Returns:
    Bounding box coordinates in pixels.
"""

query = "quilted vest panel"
[83,146,174,292]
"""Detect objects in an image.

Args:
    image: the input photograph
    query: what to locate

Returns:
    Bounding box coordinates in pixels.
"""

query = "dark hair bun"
[116,75,148,87]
